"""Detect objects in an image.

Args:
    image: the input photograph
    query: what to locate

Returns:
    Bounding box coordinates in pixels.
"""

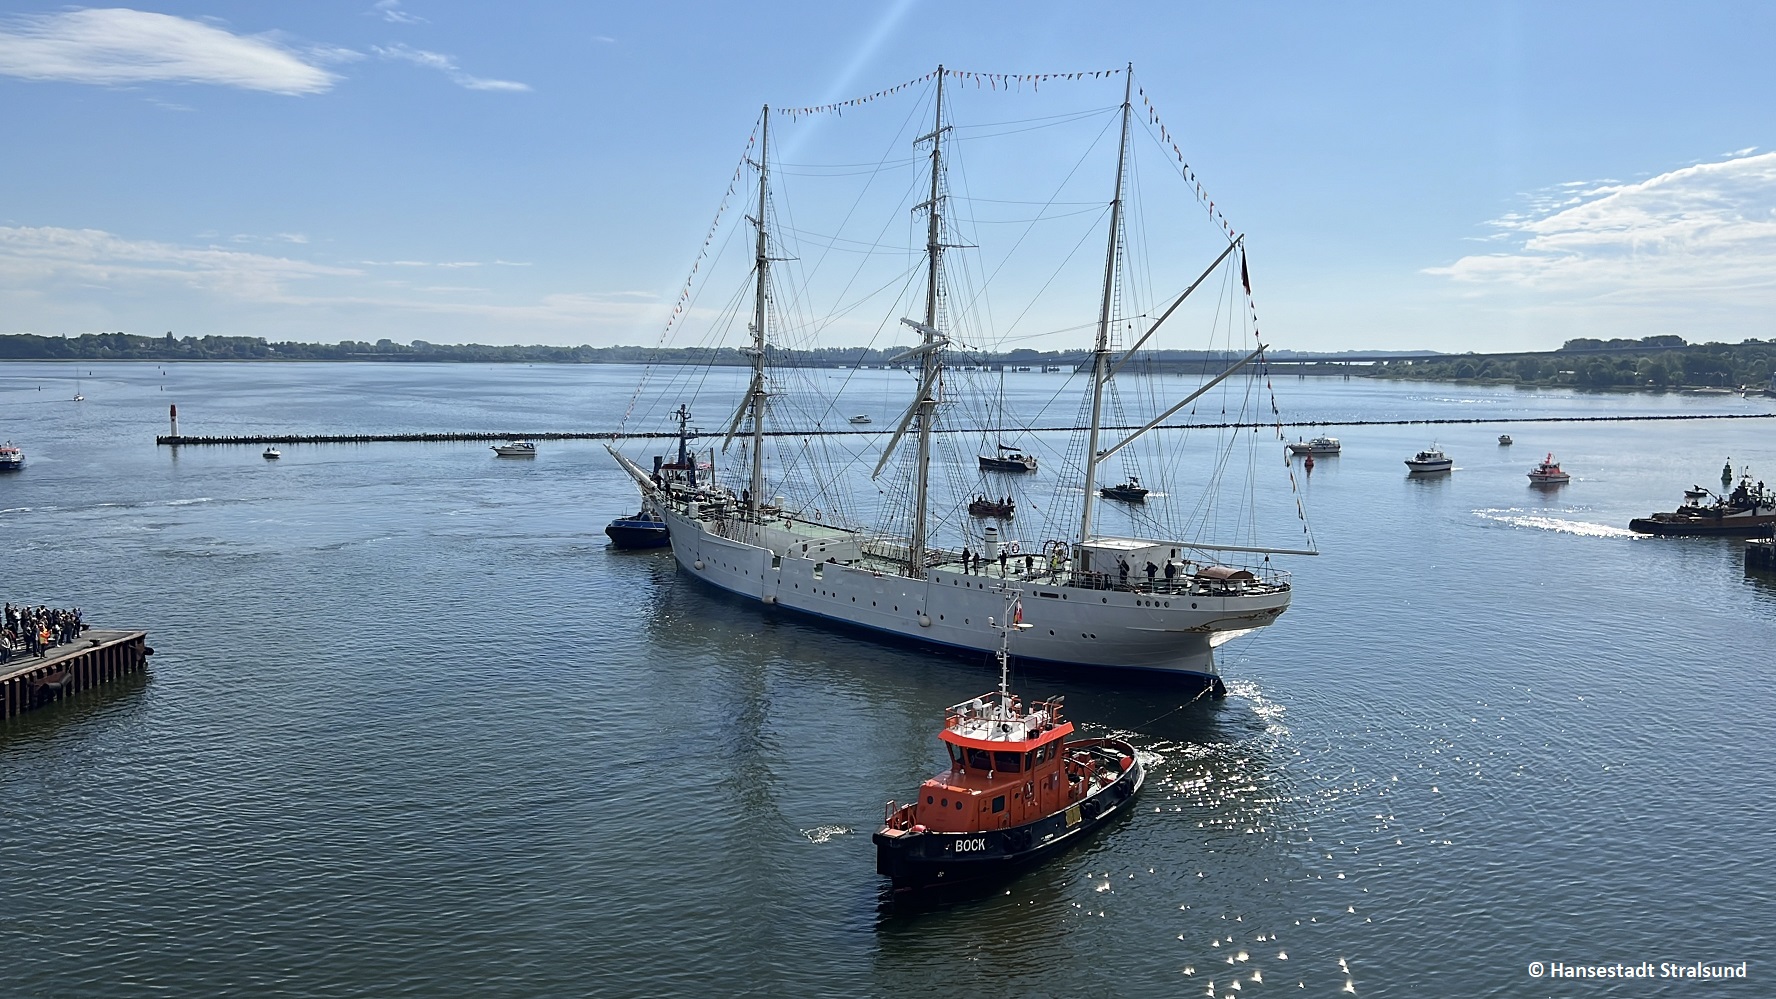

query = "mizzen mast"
[1077,65,1134,544]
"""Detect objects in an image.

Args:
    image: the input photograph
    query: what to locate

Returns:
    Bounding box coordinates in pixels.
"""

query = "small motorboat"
[605,509,670,548]
[849,414,873,425]
[874,591,1143,892]
[978,443,1038,473]
[968,496,1015,519]
[1498,434,1513,446]
[1405,445,1453,474]
[1285,435,1341,455]
[1683,485,1711,502]
[492,440,538,457]
[1099,478,1148,503]
[262,447,282,460]
[0,440,23,471]
[1527,453,1570,484]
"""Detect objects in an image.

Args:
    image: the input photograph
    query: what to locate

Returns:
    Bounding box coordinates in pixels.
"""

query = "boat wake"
[1473,508,1640,538]
[800,824,852,845]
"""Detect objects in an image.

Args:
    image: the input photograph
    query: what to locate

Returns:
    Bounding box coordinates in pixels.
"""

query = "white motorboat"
[607,66,1309,694]
[1286,435,1340,455]
[0,440,23,471]
[849,414,872,425]
[1498,434,1512,445]
[263,447,281,460]
[492,441,538,457]
[1404,446,1452,474]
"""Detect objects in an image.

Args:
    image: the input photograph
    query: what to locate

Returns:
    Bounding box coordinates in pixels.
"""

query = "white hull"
[660,506,1290,677]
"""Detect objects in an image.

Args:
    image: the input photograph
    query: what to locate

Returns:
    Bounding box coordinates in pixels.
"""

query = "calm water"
[2,362,1773,998]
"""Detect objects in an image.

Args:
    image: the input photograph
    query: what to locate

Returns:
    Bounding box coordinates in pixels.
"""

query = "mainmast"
[909,66,949,576]
[734,107,770,515]
[1077,66,1134,543]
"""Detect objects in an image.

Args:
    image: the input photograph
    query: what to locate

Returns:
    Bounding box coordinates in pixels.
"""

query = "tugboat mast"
[909,67,949,577]
[1078,65,1134,545]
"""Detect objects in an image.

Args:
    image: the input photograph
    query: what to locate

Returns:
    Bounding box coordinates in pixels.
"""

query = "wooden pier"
[1,630,152,721]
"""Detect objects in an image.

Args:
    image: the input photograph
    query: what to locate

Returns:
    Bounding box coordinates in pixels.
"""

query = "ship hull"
[661,507,1286,683]
[872,742,1143,890]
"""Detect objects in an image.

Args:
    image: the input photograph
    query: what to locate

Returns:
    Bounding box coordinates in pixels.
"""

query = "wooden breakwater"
[1,630,151,721]
[154,412,1776,447]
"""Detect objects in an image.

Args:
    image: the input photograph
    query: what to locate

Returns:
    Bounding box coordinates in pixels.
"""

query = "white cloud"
[0,225,359,302]
[370,1,426,25]
[1427,152,1776,320]
[0,9,337,94]
[373,42,528,92]
[0,224,658,343]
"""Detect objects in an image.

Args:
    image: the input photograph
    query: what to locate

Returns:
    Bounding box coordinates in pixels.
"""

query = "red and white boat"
[0,441,23,471]
[1527,453,1570,484]
[873,591,1144,891]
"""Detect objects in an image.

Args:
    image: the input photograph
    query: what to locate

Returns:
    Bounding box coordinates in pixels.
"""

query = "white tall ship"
[611,65,1314,695]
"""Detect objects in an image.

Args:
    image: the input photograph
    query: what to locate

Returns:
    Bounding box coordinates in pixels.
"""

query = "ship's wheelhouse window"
[966,748,993,771]
[993,751,1022,774]
[992,795,1006,814]
[1025,751,1037,772]
[948,745,965,768]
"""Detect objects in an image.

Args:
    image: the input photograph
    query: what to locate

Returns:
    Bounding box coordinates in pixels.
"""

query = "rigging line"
[957,111,1122,342]
[963,206,1108,224]
[622,128,759,432]
[775,155,921,170]
[776,82,931,334]
[950,112,1121,144]
[950,106,1118,131]
[953,196,1103,206]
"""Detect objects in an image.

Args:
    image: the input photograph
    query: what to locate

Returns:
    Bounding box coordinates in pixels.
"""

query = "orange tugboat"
[874,590,1144,891]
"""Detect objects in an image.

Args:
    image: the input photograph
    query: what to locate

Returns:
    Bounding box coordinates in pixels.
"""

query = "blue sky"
[1,1,1772,352]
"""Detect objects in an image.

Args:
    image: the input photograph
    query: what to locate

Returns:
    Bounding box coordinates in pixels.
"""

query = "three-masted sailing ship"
[611,65,1311,694]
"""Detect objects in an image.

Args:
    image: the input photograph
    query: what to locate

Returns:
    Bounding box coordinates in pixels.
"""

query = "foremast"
[1077,66,1134,544]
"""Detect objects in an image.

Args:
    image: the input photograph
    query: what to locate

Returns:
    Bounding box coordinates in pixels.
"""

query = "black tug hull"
[604,521,670,548]
[1628,513,1776,537]
[873,744,1143,891]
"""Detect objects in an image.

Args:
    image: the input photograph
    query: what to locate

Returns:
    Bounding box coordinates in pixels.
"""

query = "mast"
[909,66,948,576]
[746,107,770,514]
[1077,66,1134,544]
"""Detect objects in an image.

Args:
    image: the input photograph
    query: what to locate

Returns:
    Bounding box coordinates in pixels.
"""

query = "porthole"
[927,795,934,804]
[1191,602,1198,609]
[955,801,963,810]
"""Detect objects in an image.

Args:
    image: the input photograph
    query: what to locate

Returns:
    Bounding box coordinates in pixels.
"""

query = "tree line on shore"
[2,331,1770,390]
[1364,336,1773,390]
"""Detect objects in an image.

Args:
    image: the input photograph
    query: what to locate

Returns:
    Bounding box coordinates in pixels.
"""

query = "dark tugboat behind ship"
[1629,469,1776,537]
[874,591,1144,892]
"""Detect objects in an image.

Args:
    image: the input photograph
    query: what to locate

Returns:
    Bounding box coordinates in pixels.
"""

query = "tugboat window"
[992,795,1006,813]
[967,748,993,771]
[994,751,1022,773]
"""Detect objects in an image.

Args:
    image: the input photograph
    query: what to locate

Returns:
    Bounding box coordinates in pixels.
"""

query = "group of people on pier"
[1,603,84,664]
